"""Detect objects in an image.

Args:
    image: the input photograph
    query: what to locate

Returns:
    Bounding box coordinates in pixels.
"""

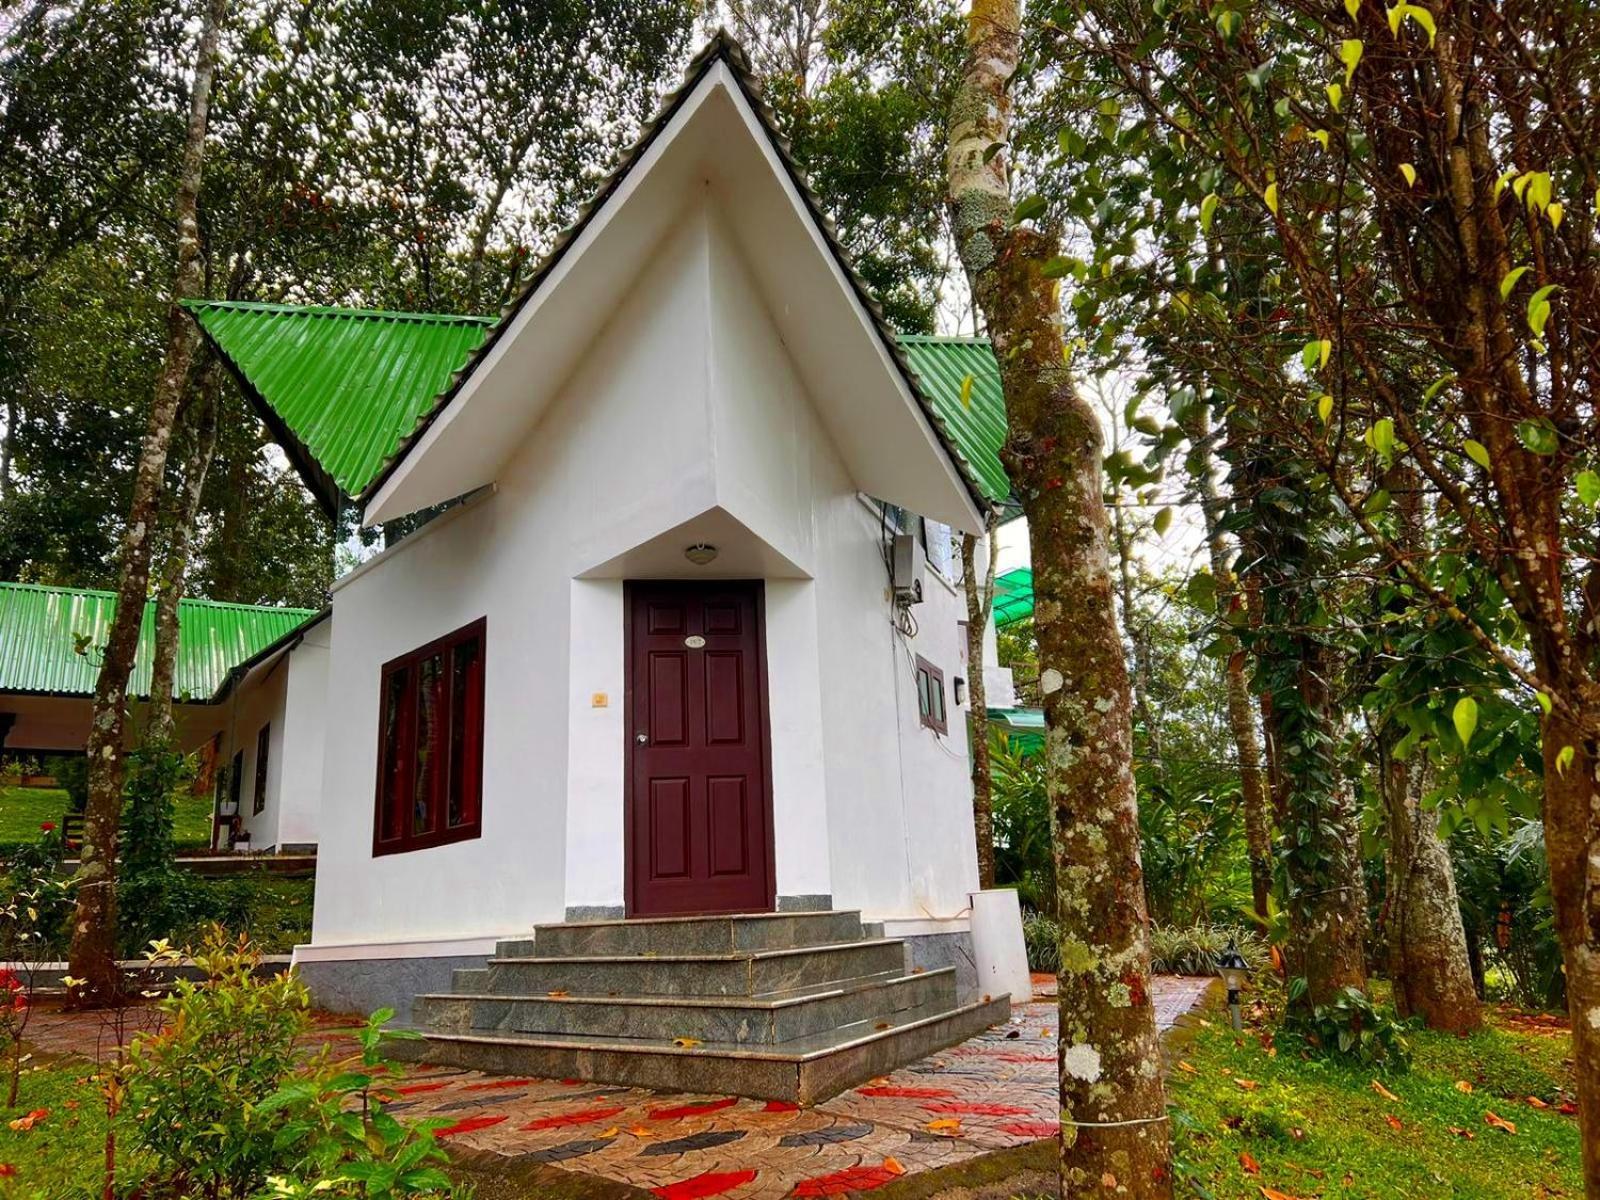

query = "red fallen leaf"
[1260,1188,1306,1200]
[858,1086,955,1099]
[763,1100,800,1113]
[1558,1102,1579,1116]
[1384,1114,1403,1131]
[649,1097,738,1121]
[1239,1151,1261,1175]
[652,1170,758,1200]
[393,1081,450,1095]
[521,1105,625,1131]
[1525,1096,1549,1109]
[1484,1111,1518,1134]
[7,1109,48,1132]
[462,1078,536,1091]
[433,1114,508,1139]
[0,1164,15,1178]
[792,1164,905,1196]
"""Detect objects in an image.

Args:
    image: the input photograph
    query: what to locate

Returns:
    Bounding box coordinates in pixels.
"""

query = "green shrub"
[46,754,89,812]
[1021,911,1060,973]
[1148,922,1267,976]
[1284,980,1414,1070]
[121,928,459,1199]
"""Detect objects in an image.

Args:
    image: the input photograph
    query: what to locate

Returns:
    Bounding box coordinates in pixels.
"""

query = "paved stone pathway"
[376,976,1212,1200]
[19,976,1213,1200]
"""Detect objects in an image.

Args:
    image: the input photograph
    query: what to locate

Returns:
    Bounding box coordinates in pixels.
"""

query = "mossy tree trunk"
[69,0,228,1002]
[962,512,1000,889]
[948,3,1170,1193]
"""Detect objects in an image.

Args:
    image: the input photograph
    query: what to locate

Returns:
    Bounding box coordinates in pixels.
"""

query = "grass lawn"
[1170,1001,1581,1198]
[0,786,215,848]
[0,1061,114,1199]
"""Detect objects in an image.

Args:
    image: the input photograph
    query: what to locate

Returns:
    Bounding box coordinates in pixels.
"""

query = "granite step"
[413,966,957,1044]
[508,910,866,959]
[387,994,1011,1105]
[482,938,907,998]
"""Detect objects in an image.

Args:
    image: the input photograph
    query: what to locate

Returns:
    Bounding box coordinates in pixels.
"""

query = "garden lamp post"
[1217,939,1250,1031]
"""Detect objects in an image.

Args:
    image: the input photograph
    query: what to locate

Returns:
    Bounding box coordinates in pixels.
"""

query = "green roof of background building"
[0,581,318,701]
[992,567,1034,628]
[187,301,1012,509]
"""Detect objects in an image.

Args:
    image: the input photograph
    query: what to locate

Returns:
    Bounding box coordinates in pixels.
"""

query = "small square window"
[915,655,947,735]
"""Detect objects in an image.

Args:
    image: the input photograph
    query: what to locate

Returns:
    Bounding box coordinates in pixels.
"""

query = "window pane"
[916,668,930,717]
[229,750,243,807]
[253,724,270,815]
[448,638,482,828]
[379,666,409,842]
[414,654,443,836]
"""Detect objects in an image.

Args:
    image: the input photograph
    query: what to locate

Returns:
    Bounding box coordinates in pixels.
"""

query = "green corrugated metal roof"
[992,567,1034,628]
[185,301,497,505]
[0,581,317,701]
[187,301,1013,511]
[897,336,1010,503]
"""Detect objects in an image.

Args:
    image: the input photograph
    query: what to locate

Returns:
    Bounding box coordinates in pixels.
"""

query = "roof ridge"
[182,299,498,326]
[897,334,994,346]
[0,579,317,615]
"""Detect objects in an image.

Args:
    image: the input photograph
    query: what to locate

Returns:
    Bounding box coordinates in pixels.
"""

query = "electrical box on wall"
[891,533,924,604]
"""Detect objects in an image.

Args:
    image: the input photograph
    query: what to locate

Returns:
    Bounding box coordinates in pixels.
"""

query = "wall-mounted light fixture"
[683,543,719,566]
[954,676,968,706]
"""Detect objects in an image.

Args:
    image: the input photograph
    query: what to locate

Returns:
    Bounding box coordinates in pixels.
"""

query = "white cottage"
[189,35,1022,1100]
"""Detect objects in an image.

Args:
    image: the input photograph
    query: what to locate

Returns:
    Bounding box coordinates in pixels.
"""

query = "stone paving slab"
[375,976,1212,1200]
[19,976,1214,1200]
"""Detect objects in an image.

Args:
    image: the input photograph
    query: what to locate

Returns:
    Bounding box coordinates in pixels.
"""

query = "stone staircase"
[390,910,1010,1104]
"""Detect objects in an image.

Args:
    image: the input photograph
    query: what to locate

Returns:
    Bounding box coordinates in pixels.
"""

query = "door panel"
[627,581,773,917]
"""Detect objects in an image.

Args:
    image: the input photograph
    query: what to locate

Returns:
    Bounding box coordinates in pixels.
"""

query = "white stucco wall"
[305,198,982,953]
[217,661,287,850]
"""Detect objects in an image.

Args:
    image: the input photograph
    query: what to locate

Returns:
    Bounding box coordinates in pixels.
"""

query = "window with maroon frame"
[915,655,947,734]
[373,618,486,855]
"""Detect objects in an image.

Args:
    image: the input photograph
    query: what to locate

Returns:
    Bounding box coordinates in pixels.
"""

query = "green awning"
[186,301,497,511]
[187,301,1013,513]
[0,581,318,701]
[992,567,1034,628]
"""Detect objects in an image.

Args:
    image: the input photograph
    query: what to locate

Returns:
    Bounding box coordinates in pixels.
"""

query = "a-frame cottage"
[185,34,1025,1102]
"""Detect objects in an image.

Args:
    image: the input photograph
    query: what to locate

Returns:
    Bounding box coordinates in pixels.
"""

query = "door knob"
[635,732,649,744]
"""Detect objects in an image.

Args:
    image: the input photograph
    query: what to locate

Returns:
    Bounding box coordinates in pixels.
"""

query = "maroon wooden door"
[626,581,774,917]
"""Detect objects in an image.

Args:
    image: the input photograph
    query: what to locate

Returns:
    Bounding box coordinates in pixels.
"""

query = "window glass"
[253,724,270,815]
[374,619,486,855]
[915,656,947,734]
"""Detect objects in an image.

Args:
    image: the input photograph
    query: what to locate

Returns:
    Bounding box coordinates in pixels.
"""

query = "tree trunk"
[147,369,221,743]
[962,513,999,889]
[1184,409,1272,918]
[1377,461,1480,1033]
[1111,492,1162,767]
[1379,743,1481,1032]
[68,0,227,1001]
[949,4,1170,1193]
[1537,722,1600,1195]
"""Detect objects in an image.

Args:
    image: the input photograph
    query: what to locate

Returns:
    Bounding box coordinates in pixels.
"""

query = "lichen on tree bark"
[949,3,1171,1193]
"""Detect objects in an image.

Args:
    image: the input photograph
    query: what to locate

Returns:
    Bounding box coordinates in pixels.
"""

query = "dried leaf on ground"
[1239,1151,1261,1175]
[1371,1080,1401,1102]
[1484,1111,1518,1134]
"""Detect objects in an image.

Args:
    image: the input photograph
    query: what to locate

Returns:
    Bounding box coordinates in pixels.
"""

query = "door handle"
[635,732,649,744]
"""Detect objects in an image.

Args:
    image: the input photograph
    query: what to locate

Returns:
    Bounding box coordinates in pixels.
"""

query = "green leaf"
[1327,82,1344,110]
[1423,374,1453,401]
[1536,691,1553,716]
[982,141,1007,165]
[1364,487,1391,513]
[1516,418,1559,456]
[1398,162,1417,188]
[1386,3,1436,45]
[1041,256,1075,279]
[1366,417,1396,459]
[1200,192,1219,232]
[1317,393,1335,424]
[1452,695,1479,749]
[1576,470,1600,506]
[1527,284,1560,336]
[1463,439,1490,469]
[1216,9,1243,38]
[1339,38,1364,84]
[1345,0,1361,16]
[1153,506,1174,535]
[1264,181,1279,215]
[1499,266,1530,300]
[1013,194,1048,223]
[959,374,975,410]
[1556,744,1575,775]
[1301,338,1331,371]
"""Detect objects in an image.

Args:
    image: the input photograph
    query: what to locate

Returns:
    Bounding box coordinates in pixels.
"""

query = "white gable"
[362,59,985,535]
